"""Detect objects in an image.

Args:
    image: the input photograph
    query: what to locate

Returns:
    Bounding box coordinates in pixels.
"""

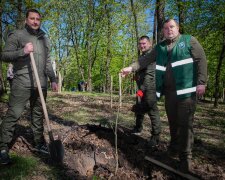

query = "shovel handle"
[30,52,52,133]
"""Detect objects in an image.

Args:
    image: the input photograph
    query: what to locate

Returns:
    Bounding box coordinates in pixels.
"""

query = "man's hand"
[51,82,58,92]
[120,67,132,77]
[24,42,34,54]
[196,85,206,97]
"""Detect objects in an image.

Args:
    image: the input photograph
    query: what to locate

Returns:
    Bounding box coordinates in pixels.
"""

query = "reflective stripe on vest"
[177,87,196,95]
[156,92,161,98]
[156,65,166,71]
[171,58,193,67]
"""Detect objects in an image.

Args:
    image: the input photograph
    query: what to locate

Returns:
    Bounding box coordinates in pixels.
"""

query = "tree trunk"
[176,0,185,33]
[105,3,112,93]
[153,8,157,45]
[214,27,225,107]
[0,0,5,97]
[70,29,85,81]
[87,41,92,92]
[16,0,24,29]
[156,0,165,42]
[58,71,62,93]
[87,0,94,92]
[130,0,140,56]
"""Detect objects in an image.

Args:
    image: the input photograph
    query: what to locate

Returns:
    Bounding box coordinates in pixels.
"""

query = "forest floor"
[0,92,225,180]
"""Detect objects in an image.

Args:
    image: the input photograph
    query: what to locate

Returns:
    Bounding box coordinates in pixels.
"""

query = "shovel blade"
[49,139,64,164]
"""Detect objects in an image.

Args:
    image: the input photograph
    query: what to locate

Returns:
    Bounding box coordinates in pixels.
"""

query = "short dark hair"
[139,35,150,41]
[163,19,179,27]
[26,9,41,18]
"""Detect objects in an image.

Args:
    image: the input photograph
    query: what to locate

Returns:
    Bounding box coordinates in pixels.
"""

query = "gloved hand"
[136,90,144,98]
[196,85,206,97]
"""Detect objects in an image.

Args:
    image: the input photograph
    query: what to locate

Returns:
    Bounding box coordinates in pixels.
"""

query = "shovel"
[30,52,64,164]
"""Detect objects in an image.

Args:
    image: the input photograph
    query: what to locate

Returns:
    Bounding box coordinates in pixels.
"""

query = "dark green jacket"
[135,49,157,106]
[156,35,197,98]
[136,49,156,93]
[1,26,56,88]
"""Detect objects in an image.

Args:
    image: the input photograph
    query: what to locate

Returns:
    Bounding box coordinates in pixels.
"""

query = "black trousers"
[165,90,196,160]
[135,100,161,135]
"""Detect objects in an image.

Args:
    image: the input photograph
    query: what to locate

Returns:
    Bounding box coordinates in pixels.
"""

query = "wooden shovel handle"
[30,52,52,132]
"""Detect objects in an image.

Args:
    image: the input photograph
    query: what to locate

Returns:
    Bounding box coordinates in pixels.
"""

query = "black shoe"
[35,144,49,154]
[0,150,11,165]
[131,127,142,135]
[148,135,160,148]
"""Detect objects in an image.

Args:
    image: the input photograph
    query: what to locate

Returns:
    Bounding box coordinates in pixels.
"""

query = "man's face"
[163,20,179,40]
[25,12,41,30]
[138,38,151,53]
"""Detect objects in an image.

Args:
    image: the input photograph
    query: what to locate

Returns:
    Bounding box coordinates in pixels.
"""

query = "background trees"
[1,0,224,106]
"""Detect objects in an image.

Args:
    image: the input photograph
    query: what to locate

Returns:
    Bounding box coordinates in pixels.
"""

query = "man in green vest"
[0,9,58,165]
[121,19,207,173]
[131,36,161,148]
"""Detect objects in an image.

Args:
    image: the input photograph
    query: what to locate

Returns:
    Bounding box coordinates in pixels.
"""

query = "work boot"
[131,127,142,135]
[147,135,160,148]
[180,159,192,173]
[0,150,11,165]
[35,143,49,154]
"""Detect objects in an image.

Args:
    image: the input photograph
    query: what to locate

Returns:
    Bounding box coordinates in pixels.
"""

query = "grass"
[0,93,9,103]
[0,153,38,180]
[0,152,68,180]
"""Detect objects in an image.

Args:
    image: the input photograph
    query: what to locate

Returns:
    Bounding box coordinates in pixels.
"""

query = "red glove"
[136,90,144,98]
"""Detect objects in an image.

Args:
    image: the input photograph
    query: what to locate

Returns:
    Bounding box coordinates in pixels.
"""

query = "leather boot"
[148,134,160,148]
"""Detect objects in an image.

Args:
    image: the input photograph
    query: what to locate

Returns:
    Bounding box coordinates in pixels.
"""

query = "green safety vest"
[155,35,197,99]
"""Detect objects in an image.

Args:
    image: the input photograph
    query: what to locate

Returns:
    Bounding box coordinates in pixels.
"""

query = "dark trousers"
[165,90,196,160]
[135,101,161,135]
[0,87,47,151]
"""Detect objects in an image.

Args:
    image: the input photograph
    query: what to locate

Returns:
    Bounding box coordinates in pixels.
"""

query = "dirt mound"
[10,123,201,179]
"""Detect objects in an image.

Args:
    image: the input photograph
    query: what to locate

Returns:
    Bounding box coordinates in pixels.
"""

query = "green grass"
[62,108,91,124]
[0,93,9,103]
[55,91,117,97]
[0,153,38,180]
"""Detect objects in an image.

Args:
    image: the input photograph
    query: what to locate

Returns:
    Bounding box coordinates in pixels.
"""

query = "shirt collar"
[165,34,181,44]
